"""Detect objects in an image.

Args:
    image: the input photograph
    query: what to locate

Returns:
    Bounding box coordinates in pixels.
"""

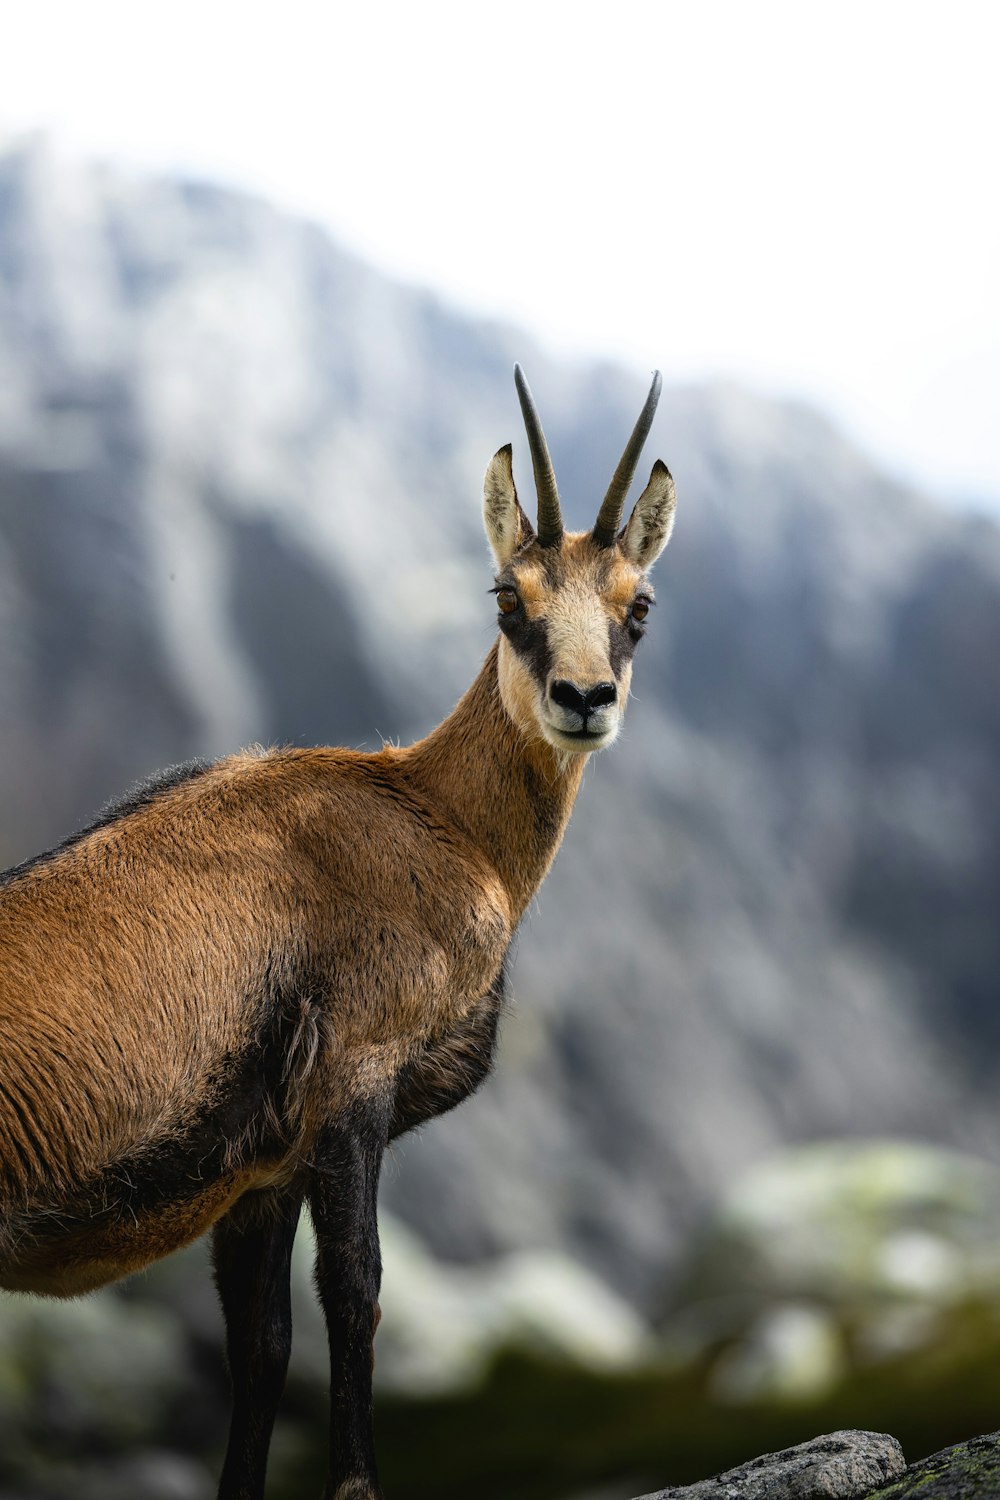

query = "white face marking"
[494,534,649,756]
[541,586,621,748]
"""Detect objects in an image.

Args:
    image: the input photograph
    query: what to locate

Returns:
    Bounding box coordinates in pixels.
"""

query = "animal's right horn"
[514,365,564,548]
[591,371,662,548]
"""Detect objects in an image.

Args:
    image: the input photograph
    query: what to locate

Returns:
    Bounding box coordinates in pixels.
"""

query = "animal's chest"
[322,850,512,1045]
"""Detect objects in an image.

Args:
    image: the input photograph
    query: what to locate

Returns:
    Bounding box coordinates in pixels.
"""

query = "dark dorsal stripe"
[0,759,214,889]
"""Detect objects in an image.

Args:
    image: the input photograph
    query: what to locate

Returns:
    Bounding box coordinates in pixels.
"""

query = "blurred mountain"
[1,135,999,1305]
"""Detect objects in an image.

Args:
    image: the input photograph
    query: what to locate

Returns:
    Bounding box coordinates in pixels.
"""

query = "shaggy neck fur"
[402,641,587,921]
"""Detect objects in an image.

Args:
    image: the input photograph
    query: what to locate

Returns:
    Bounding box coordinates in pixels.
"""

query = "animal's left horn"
[591,371,662,548]
[514,364,564,548]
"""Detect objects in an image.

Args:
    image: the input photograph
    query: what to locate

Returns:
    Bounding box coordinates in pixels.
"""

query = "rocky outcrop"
[634,1431,905,1499]
[635,1430,1000,1500]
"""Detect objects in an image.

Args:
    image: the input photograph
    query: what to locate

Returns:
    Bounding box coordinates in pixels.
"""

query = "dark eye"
[630,597,651,623]
[496,588,519,616]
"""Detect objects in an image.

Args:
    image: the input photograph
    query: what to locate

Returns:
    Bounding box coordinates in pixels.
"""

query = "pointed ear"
[483,444,535,568]
[620,460,676,568]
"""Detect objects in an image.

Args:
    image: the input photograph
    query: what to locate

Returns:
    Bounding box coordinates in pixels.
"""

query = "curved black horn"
[591,371,662,548]
[514,364,564,548]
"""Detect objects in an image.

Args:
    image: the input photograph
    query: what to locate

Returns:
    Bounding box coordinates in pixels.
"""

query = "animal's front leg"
[212,1188,302,1500]
[309,1103,388,1500]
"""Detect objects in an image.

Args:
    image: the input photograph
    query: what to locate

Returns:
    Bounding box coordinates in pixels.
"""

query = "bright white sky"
[2,0,998,506]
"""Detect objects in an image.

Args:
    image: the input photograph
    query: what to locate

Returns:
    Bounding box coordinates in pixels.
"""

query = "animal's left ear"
[620,460,676,568]
[484,444,535,568]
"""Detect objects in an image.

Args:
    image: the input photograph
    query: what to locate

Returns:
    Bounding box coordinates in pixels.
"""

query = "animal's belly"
[0,1159,291,1299]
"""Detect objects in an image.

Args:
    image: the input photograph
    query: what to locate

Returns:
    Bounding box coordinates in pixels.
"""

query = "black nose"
[550,680,617,716]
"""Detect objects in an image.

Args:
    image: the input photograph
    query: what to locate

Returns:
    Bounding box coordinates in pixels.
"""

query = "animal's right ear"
[620,460,676,569]
[483,444,535,568]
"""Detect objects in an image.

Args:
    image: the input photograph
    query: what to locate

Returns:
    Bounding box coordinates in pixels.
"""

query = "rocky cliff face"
[2,136,998,1303]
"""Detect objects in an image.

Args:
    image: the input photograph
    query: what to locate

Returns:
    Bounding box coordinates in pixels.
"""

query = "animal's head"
[484,366,675,755]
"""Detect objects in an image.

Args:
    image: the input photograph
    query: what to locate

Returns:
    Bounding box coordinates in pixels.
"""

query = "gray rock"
[634,1430,905,1499]
[873,1430,1000,1498]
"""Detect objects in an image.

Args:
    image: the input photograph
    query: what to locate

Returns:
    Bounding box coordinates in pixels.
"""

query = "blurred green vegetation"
[3,1291,1000,1499]
[278,1315,1000,1500]
[5,1321,1000,1500]
[5,1142,1000,1499]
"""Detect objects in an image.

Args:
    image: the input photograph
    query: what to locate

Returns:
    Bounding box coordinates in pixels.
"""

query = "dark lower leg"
[212,1190,301,1500]
[308,1105,387,1500]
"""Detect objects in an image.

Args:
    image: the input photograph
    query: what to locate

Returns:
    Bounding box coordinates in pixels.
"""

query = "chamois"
[0,365,675,1500]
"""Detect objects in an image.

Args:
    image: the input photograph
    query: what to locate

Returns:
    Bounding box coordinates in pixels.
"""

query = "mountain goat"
[0,366,675,1499]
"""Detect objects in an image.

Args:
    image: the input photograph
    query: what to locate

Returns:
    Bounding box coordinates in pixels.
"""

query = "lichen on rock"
[873,1430,1000,1499]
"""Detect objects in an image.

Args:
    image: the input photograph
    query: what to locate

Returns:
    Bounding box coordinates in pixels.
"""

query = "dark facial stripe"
[498,610,552,689]
[608,615,643,678]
